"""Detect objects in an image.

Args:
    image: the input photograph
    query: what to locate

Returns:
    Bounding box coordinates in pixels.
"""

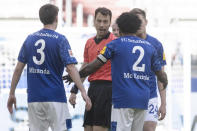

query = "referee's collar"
[94,32,110,44]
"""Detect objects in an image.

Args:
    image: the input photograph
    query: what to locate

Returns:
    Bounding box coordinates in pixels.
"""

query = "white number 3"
[33,39,45,65]
[132,46,145,72]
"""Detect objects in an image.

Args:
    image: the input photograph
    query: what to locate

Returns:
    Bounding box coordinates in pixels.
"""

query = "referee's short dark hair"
[116,12,141,34]
[39,4,59,25]
[94,7,112,21]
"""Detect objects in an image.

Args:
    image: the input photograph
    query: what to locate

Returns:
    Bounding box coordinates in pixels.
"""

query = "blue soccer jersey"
[146,34,166,99]
[18,29,77,103]
[99,36,162,109]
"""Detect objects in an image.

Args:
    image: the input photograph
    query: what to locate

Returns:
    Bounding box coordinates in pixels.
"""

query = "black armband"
[70,84,79,94]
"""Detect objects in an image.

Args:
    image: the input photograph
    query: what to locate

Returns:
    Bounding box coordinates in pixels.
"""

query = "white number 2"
[132,46,145,72]
[33,39,45,65]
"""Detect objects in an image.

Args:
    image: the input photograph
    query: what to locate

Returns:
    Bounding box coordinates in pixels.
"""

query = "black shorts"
[83,80,112,128]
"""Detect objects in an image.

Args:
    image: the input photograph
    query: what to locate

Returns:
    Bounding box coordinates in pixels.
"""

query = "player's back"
[109,36,161,109]
[18,29,76,103]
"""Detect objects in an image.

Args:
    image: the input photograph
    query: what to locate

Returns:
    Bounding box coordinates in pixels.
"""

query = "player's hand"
[158,104,166,121]
[81,91,92,111]
[62,75,73,85]
[7,94,17,114]
[69,93,77,108]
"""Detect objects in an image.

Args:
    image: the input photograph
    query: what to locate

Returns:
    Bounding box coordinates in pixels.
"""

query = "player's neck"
[121,33,136,37]
[43,24,56,31]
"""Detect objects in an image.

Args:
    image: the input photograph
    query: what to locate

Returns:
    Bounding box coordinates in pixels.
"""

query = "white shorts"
[144,97,158,122]
[28,102,72,131]
[111,106,146,131]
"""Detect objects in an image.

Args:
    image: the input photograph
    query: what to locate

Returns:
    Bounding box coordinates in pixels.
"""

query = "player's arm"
[157,66,166,120]
[79,62,89,82]
[156,45,167,120]
[155,69,168,89]
[68,59,104,108]
[153,48,168,89]
[68,56,105,107]
[7,61,26,114]
[64,39,89,94]
[66,64,86,93]
[69,62,88,94]
[79,55,106,78]
[68,62,88,107]
[65,55,106,85]
[66,64,92,110]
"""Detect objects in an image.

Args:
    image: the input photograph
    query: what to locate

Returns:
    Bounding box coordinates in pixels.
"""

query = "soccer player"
[130,8,167,131]
[65,12,168,131]
[112,22,119,37]
[7,4,91,131]
[65,7,116,131]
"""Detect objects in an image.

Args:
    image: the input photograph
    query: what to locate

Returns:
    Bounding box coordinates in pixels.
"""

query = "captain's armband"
[97,54,107,64]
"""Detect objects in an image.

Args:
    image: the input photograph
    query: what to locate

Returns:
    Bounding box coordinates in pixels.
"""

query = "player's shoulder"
[134,36,156,53]
[53,31,67,40]
[146,34,158,41]
[54,32,71,46]
[23,32,36,43]
[132,36,152,46]
[146,34,163,46]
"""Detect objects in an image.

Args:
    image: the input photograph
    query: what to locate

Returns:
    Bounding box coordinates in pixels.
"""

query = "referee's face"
[94,12,111,38]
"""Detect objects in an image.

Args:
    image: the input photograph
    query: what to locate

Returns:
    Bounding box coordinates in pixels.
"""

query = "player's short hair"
[129,8,146,19]
[39,4,59,25]
[116,12,141,34]
[94,7,112,21]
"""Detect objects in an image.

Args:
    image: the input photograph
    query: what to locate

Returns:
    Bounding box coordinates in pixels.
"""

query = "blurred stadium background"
[0,0,197,131]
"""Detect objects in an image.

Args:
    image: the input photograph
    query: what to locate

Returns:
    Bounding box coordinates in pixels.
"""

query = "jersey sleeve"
[99,41,114,61]
[18,38,28,64]
[59,36,78,66]
[151,49,162,72]
[157,42,167,66]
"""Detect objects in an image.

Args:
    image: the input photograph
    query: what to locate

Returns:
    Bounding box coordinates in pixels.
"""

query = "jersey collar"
[94,32,110,44]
